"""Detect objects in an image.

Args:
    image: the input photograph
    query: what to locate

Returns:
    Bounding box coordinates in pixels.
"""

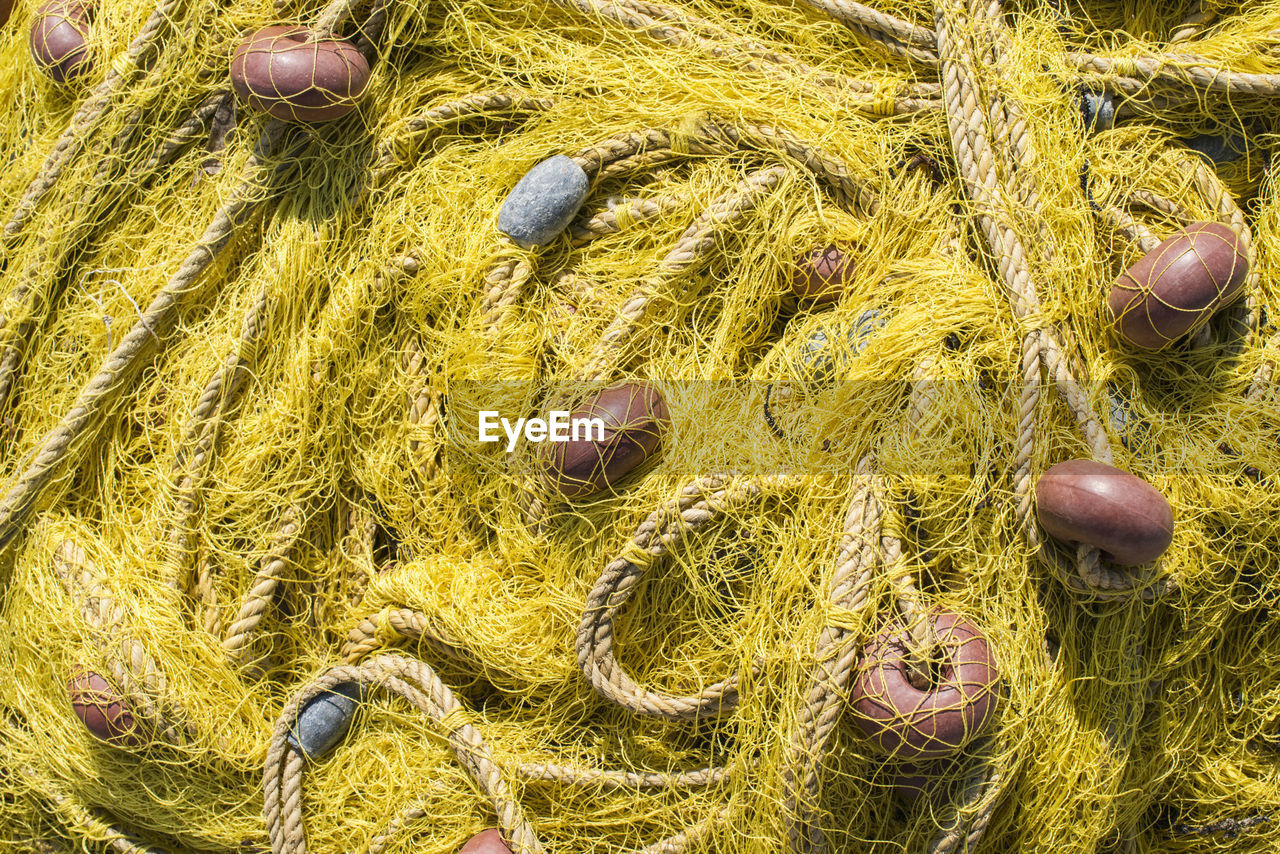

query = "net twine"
[781,354,1007,853]
[0,0,392,556]
[487,118,875,530]
[51,539,200,748]
[160,85,537,630]
[0,0,204,253]
[932,0,1178,601]
[0,0,1274,850]
[556,0,1280,121]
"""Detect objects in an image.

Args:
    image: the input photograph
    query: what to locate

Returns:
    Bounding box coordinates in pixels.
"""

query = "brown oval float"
[1108,222,1248,350]
[1035,458,1173,566]
[230,25,370,122]
[460,830,511,854]
[67,665,145,748]
[546,383,669,499]
[30,0,92,84]
[792,245,853,303]
[849,611,999,760]
[1,0,16,29]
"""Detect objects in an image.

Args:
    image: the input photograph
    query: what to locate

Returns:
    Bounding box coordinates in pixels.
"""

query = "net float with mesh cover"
[791,244,855,304]
[849,611,1000,761]
[29,0,92,84]
[66,665,146,749]
[544,382,669,499]
[1035,459,1174,566]
[459,829,511,853]
[1107,222,1250,350]
[230,25,370,123]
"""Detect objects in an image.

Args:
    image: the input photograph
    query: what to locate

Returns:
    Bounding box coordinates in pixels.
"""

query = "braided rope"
[223,506,304,669]
[341,607,472,664]
[1,0,197,251]
[401,331,444,482]
[577,473,799,719]
[607,0,939,113]
[1170,1,1219,44]
[164,286,273,591]
[924,739,1006,854]
[133,92,232,180]
[782,456,881,854]
[794,0,938,63]
[569,192,691,246]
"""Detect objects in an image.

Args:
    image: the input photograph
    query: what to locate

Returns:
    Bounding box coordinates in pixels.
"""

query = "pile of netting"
[1,0,1279,851]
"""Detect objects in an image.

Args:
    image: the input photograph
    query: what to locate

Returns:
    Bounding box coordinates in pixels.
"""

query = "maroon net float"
[849,610,1000,761]
[544,382,670,499]
[230,25,370,123]
[29,0,92,84]
[1108,221,1249,350]
[1035,458,1174,566]
[66,664,146,749]
[459,829,511,853]
[791,244,855,304]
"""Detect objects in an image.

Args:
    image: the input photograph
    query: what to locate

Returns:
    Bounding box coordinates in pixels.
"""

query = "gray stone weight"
[497,155,590,249]
[288,682,363,761]
[1107,388,1151,454]
[796,309,887,386]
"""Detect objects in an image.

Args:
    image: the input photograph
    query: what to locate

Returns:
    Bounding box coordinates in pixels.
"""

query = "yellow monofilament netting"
[0,0,1278,852]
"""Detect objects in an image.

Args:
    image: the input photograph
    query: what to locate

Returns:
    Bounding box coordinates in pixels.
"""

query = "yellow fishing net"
[0,0,1278,852]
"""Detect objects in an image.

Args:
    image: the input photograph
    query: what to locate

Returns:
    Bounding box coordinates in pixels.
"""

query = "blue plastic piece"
[1107,388,1151,454]
[1080,89,1115,132]
[497,155,591,248]
[287,682,363,761]
[796,309,887,386]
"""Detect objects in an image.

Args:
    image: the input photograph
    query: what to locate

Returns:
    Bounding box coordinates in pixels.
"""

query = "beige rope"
[223,506,304,670]
[577,473,799,719]
[924,739,1006,854]
[0,121,290,553]
[341,606,474,664]
[782,455,882,854]
[401,331,444,482]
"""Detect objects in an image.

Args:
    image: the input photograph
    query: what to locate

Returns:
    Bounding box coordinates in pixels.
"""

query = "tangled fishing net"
[0,0,1278,851]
